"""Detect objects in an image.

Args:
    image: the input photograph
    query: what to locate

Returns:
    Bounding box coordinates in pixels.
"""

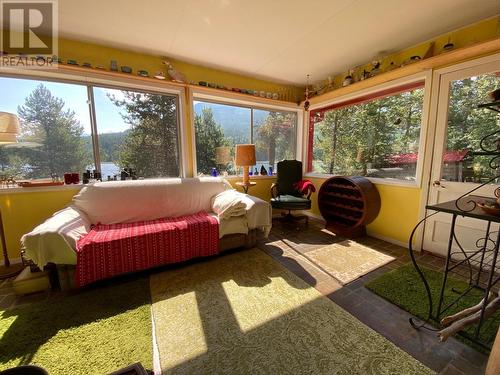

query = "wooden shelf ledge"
[305,37,500,107]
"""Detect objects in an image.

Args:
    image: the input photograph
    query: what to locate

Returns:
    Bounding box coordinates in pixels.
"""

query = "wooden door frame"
[419,52,500,252]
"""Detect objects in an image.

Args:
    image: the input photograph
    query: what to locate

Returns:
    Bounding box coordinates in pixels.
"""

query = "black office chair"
[270,160,315,225]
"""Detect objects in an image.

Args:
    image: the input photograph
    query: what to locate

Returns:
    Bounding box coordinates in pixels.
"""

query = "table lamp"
[235,144,256,186]
[0,112,24,279]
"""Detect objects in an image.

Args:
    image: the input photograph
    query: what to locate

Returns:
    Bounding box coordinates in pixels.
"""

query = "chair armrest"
[270,183,279,198]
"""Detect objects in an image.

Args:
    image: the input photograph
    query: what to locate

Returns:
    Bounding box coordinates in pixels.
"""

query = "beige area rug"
[305,240,396,285]
[150,249,433,375]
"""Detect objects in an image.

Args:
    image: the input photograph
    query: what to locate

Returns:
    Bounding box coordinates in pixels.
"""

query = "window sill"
[0,183,84,195]
[304,173,420,189]
[221,175,277,181]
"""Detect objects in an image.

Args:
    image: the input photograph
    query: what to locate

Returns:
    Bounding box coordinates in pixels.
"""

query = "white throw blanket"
[211,189,247,219]
[211,189,272,237]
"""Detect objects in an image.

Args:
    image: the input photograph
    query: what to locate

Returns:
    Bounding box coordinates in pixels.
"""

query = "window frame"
[0,67,187,178]
[305,71,433,188]
[190,89,303,178]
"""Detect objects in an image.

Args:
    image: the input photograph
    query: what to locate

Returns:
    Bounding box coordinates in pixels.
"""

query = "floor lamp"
[0,112,24,279]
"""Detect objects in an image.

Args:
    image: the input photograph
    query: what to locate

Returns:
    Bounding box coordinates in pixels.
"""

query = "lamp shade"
[0,112,20,145]
[235,144,256,166]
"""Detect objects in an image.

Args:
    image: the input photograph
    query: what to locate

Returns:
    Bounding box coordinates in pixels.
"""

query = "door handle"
[432,180,445,188]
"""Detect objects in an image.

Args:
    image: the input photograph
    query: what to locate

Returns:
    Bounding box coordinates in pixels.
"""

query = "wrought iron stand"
[408,197,500,349]
[408,99,500,350]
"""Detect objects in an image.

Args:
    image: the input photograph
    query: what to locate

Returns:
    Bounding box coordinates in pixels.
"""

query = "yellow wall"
[1,188,80,260]
[1,16,499,262]
[57,38,302,103]
[314,16,499,93]
[227,177,275,202]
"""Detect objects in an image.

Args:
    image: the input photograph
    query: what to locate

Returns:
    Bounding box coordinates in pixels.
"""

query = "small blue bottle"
[269,166,273,175]
[211,167,218,177]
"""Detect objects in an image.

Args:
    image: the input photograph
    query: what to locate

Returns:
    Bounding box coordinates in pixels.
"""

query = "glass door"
[423,57,500,256]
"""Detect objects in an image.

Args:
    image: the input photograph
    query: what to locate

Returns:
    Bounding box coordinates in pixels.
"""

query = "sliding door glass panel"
[92,87,180,179]
[253,109,297,172]
[193,100,250,175]
[0,76,92,179]
[442,72,499,182]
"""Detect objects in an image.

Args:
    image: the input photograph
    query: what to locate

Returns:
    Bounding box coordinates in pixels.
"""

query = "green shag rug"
[151,249,434,374]
[0,277,153,375]
[365,263,500,350]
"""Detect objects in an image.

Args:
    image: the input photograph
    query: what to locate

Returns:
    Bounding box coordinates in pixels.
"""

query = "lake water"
[100,162,120,179]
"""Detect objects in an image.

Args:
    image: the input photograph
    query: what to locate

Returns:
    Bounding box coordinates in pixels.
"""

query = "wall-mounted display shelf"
[305,37,500,107]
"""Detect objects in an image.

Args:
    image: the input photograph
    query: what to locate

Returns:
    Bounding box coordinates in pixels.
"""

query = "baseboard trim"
[365,231,409,249]
[283,211,410,249]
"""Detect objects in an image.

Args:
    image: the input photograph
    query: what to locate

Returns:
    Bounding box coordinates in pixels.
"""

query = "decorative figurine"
[120,66,132,73]
[110,60,118,71]
[268,166,273,175]
[369,60,381,77]
[443,38,454,52]
[211,168,218,177]
[260,165,268,176]
[342,74,353,87]
[162,60,187,83]
[137,70,149,77]
[154,71,166,80]
[254,167,259,175]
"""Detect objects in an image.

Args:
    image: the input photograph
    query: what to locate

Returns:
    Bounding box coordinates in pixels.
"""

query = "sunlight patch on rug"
[306,240,395,284]
[221,275,317,333]
[150,249,433,375]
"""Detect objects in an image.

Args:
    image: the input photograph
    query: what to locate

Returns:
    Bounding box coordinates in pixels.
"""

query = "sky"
[0,76,129,135]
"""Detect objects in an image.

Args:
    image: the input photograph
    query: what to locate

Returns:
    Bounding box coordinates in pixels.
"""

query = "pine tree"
[109,91,179,177]
[255,111,295,167]
[194,108,227,174]
[16,84,90,178]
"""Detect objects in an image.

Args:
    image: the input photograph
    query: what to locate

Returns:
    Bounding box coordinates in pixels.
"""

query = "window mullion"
[250,108,254,144]
[87,86,101,173]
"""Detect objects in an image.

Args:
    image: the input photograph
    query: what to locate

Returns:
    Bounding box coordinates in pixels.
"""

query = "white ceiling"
[57,0,500,85]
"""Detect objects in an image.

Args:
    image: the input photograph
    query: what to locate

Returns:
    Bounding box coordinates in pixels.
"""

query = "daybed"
[21,177,272,288]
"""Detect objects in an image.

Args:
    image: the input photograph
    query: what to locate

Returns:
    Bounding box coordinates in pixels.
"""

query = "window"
[93,86,180,179]
[0,76,92,180]
[308,82,425,182]
[194,100,297,176]
[253,109,296,172]
[0,76,180,181]
[441,72,499,182]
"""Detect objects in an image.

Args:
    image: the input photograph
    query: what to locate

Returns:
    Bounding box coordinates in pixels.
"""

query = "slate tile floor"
[258,218,490,375]
[0,217,491,374]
